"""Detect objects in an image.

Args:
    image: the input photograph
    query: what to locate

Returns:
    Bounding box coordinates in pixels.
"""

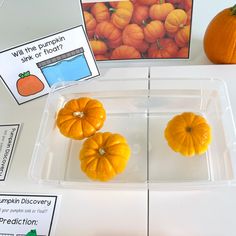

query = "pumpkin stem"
[231,4,236,15]
[156,39,163,50]
[109,7,116,13]
[98,148,106,156]
[73,111,84,118]
[186,126,192,133]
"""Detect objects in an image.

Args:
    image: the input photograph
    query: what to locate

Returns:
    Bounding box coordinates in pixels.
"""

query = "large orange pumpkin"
[111,45,141,59]
[84,11,97,39]
[149,2,174,21]
[122,24,144,48]
[95,21,122,48]
[203,4,236,64]
[148,38,178,58]
[91,3,110,23]
[165,9,187,33]
[111,1,134,29]
[56,97,106,140]
[143,20,165,43]
[164,112,212,157]
[80,132,131,181]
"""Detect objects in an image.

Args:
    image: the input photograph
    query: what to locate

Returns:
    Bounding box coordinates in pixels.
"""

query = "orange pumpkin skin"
[84,11,97,39]
[56,98,106,140]
[109,1,119,8]
[149,2,174,21]
[122,24,144,48]
[175,25,190,47]
[136,0,157,5]
[204,5,236,64]
[177,47,189,58]
[148,38,178,58]
[186,9,192,25]
[165,9,187,33]
[79,132,131,181]
[143,20,165,43]
[91,3,110,23]
[95,21,122,48]
[111,45,141,59]
[136,40,149,53]
[90,40,108,55]
[95,54,109,60]
[164,112,212,157]
[82,3,94,11]
[131,4,149,25]
[111,1,134,29]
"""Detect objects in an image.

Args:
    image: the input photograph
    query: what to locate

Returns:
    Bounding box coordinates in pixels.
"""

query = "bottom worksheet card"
[0,194,60,236]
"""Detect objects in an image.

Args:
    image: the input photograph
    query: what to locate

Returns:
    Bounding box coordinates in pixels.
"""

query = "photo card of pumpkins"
[82,0,193,61]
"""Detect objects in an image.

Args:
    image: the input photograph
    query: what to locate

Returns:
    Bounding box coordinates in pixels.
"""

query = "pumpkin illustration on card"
[16,71,44,97]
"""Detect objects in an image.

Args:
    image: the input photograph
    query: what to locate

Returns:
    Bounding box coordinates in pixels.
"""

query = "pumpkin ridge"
[69,119,83,138]
[57,114,75,125]
[103,156,118,175]
[85,158,99,173]
[59,118,78,131]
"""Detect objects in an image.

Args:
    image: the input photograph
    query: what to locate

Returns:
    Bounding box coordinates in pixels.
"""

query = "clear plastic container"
[29,78,236,190]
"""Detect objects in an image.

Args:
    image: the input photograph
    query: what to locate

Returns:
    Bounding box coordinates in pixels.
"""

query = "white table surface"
[1,0,236,235]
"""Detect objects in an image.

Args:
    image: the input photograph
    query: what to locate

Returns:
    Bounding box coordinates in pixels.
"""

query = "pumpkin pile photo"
[82,0,193,60]
[56,97,131,182]
[164,112,212,157]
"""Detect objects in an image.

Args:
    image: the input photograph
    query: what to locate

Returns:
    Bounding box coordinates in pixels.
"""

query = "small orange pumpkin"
[165,9,187,33]
[203,4,236,64]
[91,3,110,23]
[84,11,97,39]
[164,112,212,157]
[56,97,106,140]
[95,21,122,48]
[131,4,149,25]
[122,24,144,48]
[90,40,108,55]
[143,20,165,43]
[80,132,131,181]
[149,2,174,21]
[148,38,178,58]
[111,45,141,59]
[175,25,190,47]
[111,1,134,29]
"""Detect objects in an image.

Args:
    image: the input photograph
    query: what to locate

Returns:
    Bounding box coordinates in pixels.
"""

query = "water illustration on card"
[0,25,99,105]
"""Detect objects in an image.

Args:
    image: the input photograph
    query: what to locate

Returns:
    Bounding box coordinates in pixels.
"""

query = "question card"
[0,25,99,105]
[0,194,59,235]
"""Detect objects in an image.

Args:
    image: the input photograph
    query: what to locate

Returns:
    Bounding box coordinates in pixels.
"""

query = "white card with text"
[0,124,21,181]
[0,25,99,105]
[0,194,59,235]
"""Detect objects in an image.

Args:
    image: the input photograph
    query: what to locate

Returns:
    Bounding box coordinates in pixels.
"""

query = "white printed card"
[0,25,99,105]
